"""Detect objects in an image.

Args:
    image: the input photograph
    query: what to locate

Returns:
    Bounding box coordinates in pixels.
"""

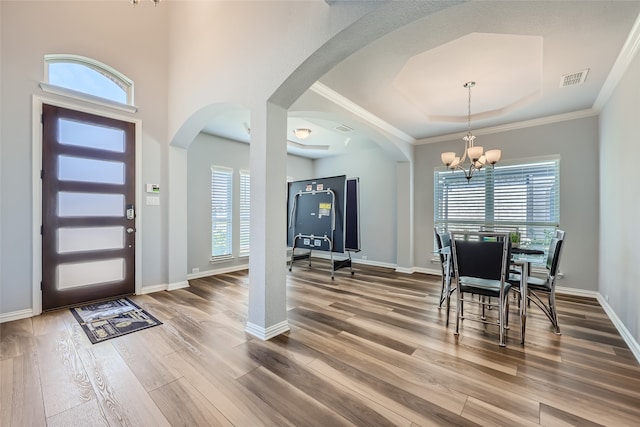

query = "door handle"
[126,227,135,234]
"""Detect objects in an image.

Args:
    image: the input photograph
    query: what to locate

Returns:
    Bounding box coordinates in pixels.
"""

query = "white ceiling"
[202,1,640,159]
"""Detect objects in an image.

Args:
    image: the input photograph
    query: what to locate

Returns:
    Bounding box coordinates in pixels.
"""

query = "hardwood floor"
[2,260,639,426]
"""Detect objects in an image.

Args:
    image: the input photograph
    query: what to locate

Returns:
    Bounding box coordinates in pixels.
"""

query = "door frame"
[31,94,143,315]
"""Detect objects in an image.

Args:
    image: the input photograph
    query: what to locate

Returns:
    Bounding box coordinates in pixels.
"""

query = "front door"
[41,104,136,311]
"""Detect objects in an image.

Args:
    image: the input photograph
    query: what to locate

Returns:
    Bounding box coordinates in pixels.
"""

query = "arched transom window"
[43,54,135,108]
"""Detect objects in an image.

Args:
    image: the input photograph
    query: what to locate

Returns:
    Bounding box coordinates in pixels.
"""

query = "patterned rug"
[70,297,162,344]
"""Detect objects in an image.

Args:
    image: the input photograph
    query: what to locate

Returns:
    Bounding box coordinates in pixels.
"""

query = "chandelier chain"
[467,82,472,135]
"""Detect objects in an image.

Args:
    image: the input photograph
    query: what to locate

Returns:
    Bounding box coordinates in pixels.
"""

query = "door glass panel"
[57,258,125,290]
[58,226,124,253]
[59,118,125,152]
[58,155,125,185]
[58,192,124,217]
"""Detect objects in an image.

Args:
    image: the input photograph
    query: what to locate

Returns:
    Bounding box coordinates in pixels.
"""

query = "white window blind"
[239,170,251,257]
[211,166,233,259]
[435,158,560,250]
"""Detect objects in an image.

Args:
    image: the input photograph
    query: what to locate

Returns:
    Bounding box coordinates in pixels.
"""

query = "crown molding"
[310,82,415,144]
[415,109,599,145]
[593,12,640,111]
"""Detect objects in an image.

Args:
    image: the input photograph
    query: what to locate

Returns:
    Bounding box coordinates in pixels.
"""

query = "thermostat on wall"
[146,184,160,193]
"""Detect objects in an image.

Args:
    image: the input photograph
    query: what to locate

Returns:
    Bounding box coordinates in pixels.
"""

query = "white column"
[245,101,290,340]
[167,145,189,290]
[396,161,414,273]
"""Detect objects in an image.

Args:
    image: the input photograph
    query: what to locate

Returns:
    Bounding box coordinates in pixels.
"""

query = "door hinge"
[41,225,44,235]
[40,281,43,290]
[40,170,44,179]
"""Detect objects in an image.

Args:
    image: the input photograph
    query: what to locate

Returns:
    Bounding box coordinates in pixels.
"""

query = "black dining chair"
[451,232,512,346]
[434,228,455,325]
[508,230,566,334]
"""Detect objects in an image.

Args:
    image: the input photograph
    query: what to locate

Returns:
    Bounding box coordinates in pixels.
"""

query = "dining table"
[436,244,545,344]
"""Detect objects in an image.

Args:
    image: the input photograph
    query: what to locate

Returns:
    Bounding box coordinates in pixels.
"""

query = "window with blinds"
[239,170,251,257]
[211,166,233,259]
[434,158,560,250]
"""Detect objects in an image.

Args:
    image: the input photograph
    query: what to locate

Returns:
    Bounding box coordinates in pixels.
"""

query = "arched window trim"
[41,54,137,113]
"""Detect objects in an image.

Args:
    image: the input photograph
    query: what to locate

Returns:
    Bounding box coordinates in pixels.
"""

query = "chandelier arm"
[440,81,499,181]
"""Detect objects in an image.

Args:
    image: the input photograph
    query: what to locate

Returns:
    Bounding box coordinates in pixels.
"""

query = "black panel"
[345,178,360,252]
[287,176,346,252]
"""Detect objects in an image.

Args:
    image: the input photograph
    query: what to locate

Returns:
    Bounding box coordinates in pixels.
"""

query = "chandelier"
[130,0,161,6]
[440,82,501,181]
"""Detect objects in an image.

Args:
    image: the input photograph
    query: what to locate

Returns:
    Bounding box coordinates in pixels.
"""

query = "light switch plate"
[146,196,160,206]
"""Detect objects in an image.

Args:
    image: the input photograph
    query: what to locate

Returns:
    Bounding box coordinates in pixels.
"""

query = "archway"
[167,1,462,339]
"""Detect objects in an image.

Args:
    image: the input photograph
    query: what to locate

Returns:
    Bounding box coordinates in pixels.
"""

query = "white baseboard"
[395,266,417,274]
[350,258,396,269]
[0,308,35,324]
[139,283,170,294]
[413,267,442,276]
[245,320,290,340]
[596,293,640,363]
[167,280,189,291]
[187,264,249,280]
[139,281,190,294]
[307,251,397,270]
[555,286,598,298]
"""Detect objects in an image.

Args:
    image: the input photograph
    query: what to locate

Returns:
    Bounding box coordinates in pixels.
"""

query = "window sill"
[40,83,138,113]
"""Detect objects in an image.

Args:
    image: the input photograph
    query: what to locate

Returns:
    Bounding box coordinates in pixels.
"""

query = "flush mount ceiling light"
[440,81,501,182]
[130,0,161,6]
[293,128,312,140]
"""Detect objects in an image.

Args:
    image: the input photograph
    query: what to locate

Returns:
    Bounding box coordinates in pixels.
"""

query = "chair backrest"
[451,232,511,281]
[546,230,566,276]
[434,228,452,271]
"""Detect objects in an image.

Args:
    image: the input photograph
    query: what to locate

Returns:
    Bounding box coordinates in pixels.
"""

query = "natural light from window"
[45,55,133,106]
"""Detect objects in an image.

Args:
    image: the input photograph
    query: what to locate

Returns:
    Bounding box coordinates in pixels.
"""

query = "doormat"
[70,298,162,344]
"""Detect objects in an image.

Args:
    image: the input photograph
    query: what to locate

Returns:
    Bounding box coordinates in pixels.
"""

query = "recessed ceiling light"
[293,128,312,139]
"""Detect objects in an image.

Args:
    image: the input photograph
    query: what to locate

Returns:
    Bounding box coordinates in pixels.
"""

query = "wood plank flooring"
[1,260,639,426]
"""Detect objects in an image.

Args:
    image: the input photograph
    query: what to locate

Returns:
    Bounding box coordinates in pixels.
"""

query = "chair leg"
[455,292,462,336]
[498,296,506,347]
[505,298,510,329]
[529,290,561,335]
[548,291,561,335]
[445,287,451,326]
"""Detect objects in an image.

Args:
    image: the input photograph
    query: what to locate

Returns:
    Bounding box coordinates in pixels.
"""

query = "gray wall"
[414,116,600,291]
[0,2,170,314]
[599,49,640,342]
[186,133,313,275]
[315,147,398,265]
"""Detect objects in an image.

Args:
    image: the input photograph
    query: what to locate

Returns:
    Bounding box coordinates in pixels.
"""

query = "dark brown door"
[41,104,136,311]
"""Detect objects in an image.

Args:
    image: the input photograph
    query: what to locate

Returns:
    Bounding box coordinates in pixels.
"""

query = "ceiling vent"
[334,124,353,133]
[560,69,589,87]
